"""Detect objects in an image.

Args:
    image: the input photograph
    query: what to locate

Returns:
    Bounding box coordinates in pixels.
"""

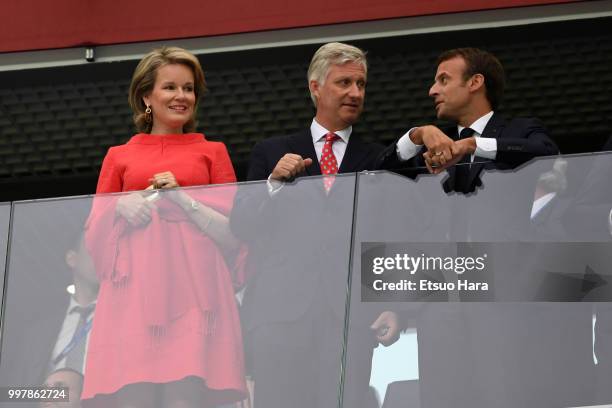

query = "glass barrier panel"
[230,174,357,408]
[0,196,93,408]
[347,153,612,408]
[0,173,357,408]
[0,203,11,327]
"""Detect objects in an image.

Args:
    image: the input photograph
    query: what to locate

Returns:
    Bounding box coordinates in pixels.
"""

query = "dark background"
[1,16,610,201]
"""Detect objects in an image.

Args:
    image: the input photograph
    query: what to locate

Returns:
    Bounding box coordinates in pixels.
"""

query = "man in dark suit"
[377,47,558,193]
[231,42,399,408]
[247,43,383,183]
[373,48,598,408]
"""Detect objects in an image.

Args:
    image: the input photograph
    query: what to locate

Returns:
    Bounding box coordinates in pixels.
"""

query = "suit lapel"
[22,297,69,384]
[338,133,370,173]
[286,129,372,175]
[480,112,506,139]
[467,113,506,188]
[287,129,321,176]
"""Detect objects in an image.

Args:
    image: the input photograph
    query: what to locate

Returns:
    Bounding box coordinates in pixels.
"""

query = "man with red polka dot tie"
[321,132,340,192]
[232,42,401,408]
[244,42,384,193]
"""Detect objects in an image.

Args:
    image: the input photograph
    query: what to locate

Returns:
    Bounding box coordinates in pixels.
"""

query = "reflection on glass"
[84,185,246,407]
[229,175,358,408]
[0,198,94,408]
[349,153,612,408]
[47,232,98,383]
[2,153,611,408]
[41,368,84,408]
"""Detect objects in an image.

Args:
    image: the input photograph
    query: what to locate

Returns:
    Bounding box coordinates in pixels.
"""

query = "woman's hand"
[116,192,156,226]
[150,171,188,205]
[149,171,180,189]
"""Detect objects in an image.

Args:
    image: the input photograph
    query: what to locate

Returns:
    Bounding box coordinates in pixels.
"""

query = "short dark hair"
[437,47,505,110]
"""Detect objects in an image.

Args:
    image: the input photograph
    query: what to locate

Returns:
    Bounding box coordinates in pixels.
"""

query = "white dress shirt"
[310,119,351,165]
[267,119,351,193]
[49,295,95,374]
[396,111,498,162]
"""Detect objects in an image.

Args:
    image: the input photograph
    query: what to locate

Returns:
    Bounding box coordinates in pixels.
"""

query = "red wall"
[1,0,581,53]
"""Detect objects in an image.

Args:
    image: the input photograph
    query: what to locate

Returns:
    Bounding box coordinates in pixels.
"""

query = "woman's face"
[143,63,196,134]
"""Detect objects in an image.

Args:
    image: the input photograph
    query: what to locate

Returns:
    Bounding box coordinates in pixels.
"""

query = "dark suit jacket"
[231,129,384,332]
[376,113,559,193]
[246,128,383,180]
[0,296,68,387]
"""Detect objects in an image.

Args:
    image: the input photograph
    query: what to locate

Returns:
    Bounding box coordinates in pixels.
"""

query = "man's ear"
[468,73,485,93]
[309,80,320,102]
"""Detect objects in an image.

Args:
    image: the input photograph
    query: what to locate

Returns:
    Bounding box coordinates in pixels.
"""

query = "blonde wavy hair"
[128,46,206,133]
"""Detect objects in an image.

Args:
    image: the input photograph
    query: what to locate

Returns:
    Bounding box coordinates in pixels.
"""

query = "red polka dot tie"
[321,132,340,192]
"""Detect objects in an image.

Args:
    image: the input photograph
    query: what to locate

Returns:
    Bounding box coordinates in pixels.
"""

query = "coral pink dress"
[82,133,246,406]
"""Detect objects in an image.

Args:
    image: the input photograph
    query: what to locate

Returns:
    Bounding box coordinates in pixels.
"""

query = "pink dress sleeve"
[207,142,249,289]
[210,142,237,185]
[85,147,128,281]
[96,147,124,193]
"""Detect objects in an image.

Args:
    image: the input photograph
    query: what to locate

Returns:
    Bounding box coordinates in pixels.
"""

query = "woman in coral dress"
[82,47,246,408]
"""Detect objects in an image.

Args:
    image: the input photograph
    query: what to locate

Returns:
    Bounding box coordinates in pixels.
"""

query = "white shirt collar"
[458,111,494,137]
[67,295,79,311]
[310,119,351,144]
[66,285,97,310]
